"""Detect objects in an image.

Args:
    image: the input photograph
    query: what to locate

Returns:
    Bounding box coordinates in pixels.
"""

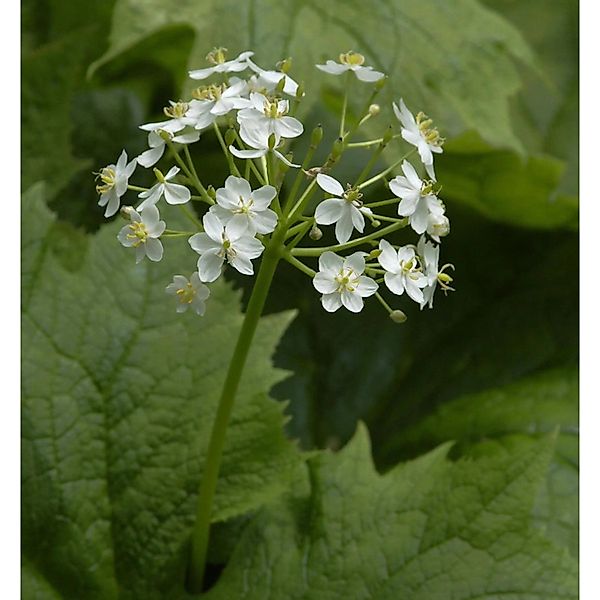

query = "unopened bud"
[309,224,323,240]
[153,167,166,183]
[224,128,236,146]
[382,125,394,145]
[277,57,292,73]
[389,309,407,324]
[158,129,172,142]
[295,81,305,99]
[332,137,345,158]
[368,103,380,116]
[369,248,382,259]
[268,133,277,150]
[207,185,216,199]
[311,124,323,146]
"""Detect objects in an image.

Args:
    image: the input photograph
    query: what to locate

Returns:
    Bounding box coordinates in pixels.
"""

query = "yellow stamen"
[163,101,189,119]
[339,51,365,66]
[206,47,228,65]
[126,222,149,247]
[176,283,196,304]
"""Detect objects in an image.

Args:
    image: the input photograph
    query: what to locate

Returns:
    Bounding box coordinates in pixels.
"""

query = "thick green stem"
[188,227,286,592]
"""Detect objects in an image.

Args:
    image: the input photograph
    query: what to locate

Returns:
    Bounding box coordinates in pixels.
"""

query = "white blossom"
[417,236,454,309]
[165,272,210,315]
[237,93,303,141]
[117,205,165,263]
[393,98,443,180]
[316,51,384,82]
[314,173,373,244]
[426,212,450,242]
[136,129,200,169]
[210,176,278,236]
[313,251,378,313]
[228,122,300,167]
[188,212,264,282]
[377,239,428,303]
[137,167,191,210]
[187,79,252,130]
[389,160,446,234]
[140,101,196,135]
[95,150,137,218]
[246,57,300,96]
[188,48,253,80]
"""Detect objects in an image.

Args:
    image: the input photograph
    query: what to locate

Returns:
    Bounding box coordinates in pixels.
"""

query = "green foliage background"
[22,0,578,597]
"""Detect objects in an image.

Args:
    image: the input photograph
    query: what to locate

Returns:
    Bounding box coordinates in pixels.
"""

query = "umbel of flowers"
[94,47,455,591]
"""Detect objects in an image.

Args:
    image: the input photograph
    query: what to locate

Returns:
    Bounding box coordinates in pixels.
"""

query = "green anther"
[339,51,365,66]
[439,272,453,284]
[176,283,196,304]
[207,47,227,65]
[127,221,148,246]
[164,101,189,119]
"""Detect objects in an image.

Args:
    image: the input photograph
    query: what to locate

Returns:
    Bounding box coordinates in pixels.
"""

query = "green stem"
[213,123,241,177]
[291,219,408,256]
[358,149,415,190]
[167,142,214,204]
[283,252,316,277]
[179,205,203,230]
[364,197,399,208]
[188,226,286,592]
[339,72,351,138]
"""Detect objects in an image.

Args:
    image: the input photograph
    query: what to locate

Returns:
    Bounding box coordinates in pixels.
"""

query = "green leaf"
[206,425,577,599]
[400,367,578,557]
[94,0,534,152]
[22,184,303,598]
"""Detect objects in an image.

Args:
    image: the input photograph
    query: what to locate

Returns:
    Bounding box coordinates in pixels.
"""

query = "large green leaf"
[21,185,303,598]
[94,0,534,153]
[206,424,577,599]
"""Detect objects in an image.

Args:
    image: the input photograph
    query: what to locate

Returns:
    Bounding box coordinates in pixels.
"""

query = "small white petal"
[316,173,345,197]
[321,292,343,312]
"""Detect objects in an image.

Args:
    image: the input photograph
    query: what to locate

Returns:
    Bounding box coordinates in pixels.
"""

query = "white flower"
[189,212,264,282]
[313,251,378,313]
[393,98,444,180]
[417,236,454,309]
[188,48,253,80]
[117,205,165,263]
[95,150,137,218]
[314,173,373,244]
[237,93,303,141]
[165,273,210,315]
[140,101,197,134]
[316,51,384,82]
[228,123,300,167]
[389,160,446,234]
[210,176,278,236]
[426,212,450,242]
[136,128,200,169]
[246,57,300,96]
[137,167,191,210]
[187,79,252,130]
[377,239,428,303]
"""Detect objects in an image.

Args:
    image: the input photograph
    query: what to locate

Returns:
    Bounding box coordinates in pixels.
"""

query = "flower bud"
[311,124,323,146]
[368,104,380,116]
[375,76,388,91]
[369,248,382,259]
[207,185,217,199]
[332,137,345,158]
[389,309,407,324]
[382,125,394,145]
[309,224,323,240]
[371,219,381,227]
[224,128,236,146]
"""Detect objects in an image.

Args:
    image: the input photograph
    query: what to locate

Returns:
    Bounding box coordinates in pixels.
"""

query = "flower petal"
[144,238,163,262]
[203,212,225,243]
[384,272,406,295]
[164,183,191,205]
[313,272,338,294]
[316,173,345,197]
[341,290,364,312]
[321,292,343,312]
[318,251,344,274]
[378,239,400,273]
[334,210,354,244]
[225,176,252,200]
[198,250,224,282]
[315,198,345,225]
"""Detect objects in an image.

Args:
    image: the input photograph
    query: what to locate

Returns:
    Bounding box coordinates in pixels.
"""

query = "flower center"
[96,167,116,194]
[343,186,363,205]
[235,195,254,214]
[420,180,436,196]
[416,112,444,147]
[192,83,225,101]
[263,98,286,119]
[339,51,365,66]
[127,221,149,247]
[437,264,455,293]
[163,101,190,119]
[400,257,423,281]
[206,47,228,65]
[335,268,358,292]
[220,236,237,261]
[176,283,196,304]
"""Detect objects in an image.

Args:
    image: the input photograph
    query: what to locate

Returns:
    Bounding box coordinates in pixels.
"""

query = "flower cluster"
[95,47,454,320]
